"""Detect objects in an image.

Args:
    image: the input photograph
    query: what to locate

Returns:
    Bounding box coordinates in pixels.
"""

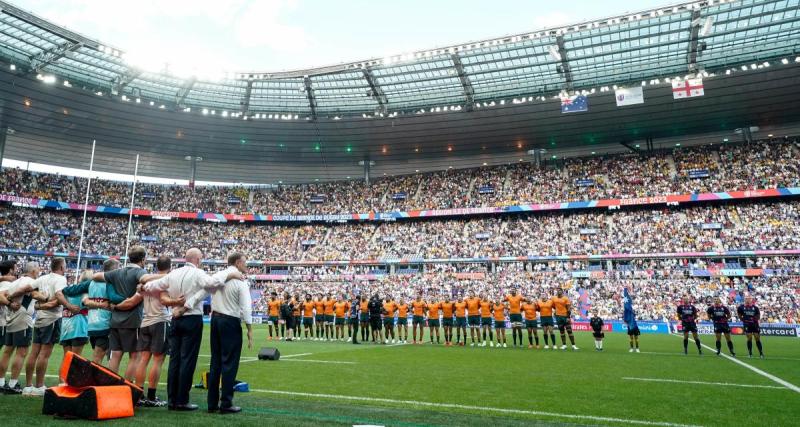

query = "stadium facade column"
[0,126,6,166]
[360,158,373,185]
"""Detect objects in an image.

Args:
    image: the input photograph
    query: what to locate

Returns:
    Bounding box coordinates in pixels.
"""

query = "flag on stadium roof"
[560,95,588,113]
[671,78,704,99]
[615,86,644,106]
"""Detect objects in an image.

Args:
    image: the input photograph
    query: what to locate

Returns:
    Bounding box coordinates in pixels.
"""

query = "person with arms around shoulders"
[202,252,253,414]
[143,248,243,411]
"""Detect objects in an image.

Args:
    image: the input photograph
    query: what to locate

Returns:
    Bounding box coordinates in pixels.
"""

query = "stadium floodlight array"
[1,0,798,121]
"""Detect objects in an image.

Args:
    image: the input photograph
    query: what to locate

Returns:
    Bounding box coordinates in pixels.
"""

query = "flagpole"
[123,154,140,267]
[75,140,96,283]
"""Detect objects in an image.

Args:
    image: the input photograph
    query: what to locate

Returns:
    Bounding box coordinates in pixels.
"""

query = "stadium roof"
[1,0,798,118]
[0,0,800,183]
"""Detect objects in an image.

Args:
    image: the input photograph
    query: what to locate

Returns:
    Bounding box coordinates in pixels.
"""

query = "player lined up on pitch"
[262,287,581,349]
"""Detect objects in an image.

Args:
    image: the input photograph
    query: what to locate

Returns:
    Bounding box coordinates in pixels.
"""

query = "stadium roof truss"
[0,0,798,119]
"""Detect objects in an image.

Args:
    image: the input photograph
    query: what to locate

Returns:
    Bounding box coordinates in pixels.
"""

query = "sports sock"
[695,338,702,353]
[489,330,494,341]
[727,341,735,354]
[528,334,533,345]
[534,334,539,345]
[569,334,575,345]
[543,334,549,345]
[513,333,517,346]
[147,388,157,401]
[630,341,634,349]
[756,340,763,355]
[8,379,17,388]
[683,338,689,352]
[560,334,566,345]
[715,340,721,353]
[550,333,556,345]
[599,340,603,350]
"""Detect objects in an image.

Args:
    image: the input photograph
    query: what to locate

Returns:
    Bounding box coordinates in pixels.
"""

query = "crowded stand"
[3,139,796,216]
[1,200,799,261]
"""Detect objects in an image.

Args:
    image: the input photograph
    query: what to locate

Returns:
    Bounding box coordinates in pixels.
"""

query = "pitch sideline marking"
[40,375,693,426]
[670,334,800,394]
[280,359,356,365]
[622,377,787,390]
[245,388,700,427]
[279,352,314,359]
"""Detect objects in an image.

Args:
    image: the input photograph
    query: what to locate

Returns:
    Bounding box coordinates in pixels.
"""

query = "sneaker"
[572,345,579,351]
[544,345,549,350]
[30,386,46,397]
[535,345,540,349]
[730,352,736,358]
[489,342,494,347]
[629,348,634,353]
[528,345,533,349]
[470,343,474,347]
[22,386,33,396]
[759,354,765,359]
[502,343,507,348]
[560,345,567,350]
[143,396,168,407]
[6,384,23,395]
[635,348,640,353]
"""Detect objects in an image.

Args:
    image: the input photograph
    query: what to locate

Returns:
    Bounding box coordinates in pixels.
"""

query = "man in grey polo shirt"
[93,246,163,378]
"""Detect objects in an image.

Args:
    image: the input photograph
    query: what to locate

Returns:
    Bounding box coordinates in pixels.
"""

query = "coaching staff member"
[93,246,163,378]
[188,252,253,414]
[144,248,243,411]
[368,294,384,343]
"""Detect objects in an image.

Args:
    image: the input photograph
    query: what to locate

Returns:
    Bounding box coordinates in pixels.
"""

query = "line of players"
[261,288,581,350]
[676,295,765,358]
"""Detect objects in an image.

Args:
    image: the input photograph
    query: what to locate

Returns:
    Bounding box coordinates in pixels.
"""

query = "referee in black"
[368,293,384,344]
[349,294,360,344]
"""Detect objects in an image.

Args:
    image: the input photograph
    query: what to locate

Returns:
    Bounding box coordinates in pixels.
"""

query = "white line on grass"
[279,353,314,359]
[280,359,356,365]
[244,388,700,427]
[670,334,800,394]
[622,377,787,390]
[42,374,688,425]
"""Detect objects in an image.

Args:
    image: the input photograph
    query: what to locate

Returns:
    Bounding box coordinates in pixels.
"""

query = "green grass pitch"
[0,325,798,426]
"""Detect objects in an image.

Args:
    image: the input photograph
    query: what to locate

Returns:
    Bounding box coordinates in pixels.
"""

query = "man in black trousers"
[349,294,360,344]
[200,252,253,414]
[143,248,242,411]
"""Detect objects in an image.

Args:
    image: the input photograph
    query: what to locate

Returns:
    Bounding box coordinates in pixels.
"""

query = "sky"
[18,0,671,79]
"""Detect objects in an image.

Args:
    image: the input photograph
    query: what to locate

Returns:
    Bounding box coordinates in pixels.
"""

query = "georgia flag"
[672,78,704,99]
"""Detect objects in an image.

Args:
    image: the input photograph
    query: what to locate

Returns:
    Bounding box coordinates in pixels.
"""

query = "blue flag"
[623,287,638,330]
[561,95,588,113]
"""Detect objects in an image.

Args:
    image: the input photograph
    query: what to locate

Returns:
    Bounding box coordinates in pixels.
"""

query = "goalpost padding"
[42,385,134,420]
[59,351,144,404]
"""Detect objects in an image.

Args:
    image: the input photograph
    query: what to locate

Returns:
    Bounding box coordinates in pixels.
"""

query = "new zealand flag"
[561,95,588,113]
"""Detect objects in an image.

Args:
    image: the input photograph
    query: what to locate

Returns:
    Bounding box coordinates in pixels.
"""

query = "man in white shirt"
[0,260,18,357]
[143,248,242,411]
[116,256,183,407]
[196,252,253,414]
[0,262,40,394]
[15,258,68,396]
